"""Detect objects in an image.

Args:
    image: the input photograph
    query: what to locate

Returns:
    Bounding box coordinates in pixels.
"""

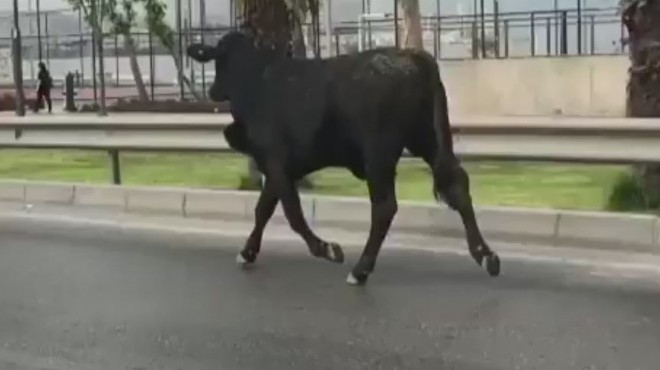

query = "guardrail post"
[247,157,263,189]
[109,150,122,185]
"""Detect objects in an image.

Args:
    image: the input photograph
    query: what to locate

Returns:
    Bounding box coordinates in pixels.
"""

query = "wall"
[439,55,629,117]
[0,48,12,86]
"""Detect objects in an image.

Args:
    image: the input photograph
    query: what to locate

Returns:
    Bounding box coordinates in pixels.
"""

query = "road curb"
[1,180,657,253]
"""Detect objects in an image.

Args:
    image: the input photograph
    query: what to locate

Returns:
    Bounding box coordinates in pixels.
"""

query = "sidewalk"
[0,110,234,125]
[0,86,179,102]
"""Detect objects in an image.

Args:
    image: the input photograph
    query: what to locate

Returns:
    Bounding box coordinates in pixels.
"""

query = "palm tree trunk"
[308,0,320,58]
[400,0,424,50]
[623,0,660,208]
[292,17,307,58]
[123,34,149,102]
[238,0,291,189]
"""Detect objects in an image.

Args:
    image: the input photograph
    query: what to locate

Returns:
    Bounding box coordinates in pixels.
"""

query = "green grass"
[0,149,630,211]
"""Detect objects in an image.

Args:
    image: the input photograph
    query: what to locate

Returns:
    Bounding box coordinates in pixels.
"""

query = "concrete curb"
[1,180,657,253]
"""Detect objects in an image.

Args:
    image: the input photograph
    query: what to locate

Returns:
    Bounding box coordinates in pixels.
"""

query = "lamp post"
[394,0,399,48]
[176,0,184,100]
[480,0,485,58]
[325,0,333,56]
[36,0,42,61]
[12,0,26,116]
[96,0,107,116]
[200,0,207,97]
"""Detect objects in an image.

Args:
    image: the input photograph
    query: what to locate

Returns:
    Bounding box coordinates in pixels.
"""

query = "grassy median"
[0,149,629,211]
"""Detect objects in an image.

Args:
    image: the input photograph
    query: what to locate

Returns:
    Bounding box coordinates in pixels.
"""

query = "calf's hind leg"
[432,155,501,276]
[347,159,398,286]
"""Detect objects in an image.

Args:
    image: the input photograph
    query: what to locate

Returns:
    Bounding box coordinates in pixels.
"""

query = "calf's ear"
[187,43,216,63]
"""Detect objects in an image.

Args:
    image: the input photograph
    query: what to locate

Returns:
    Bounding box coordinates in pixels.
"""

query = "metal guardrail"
[1,114,660,184]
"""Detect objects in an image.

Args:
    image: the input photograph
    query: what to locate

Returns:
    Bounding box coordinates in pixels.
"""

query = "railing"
[0,6,626,99]
[337,6,625,60]
[1,114,659,185]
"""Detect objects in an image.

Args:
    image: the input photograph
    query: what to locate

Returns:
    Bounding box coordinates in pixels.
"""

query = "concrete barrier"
[24,182,75,205]
[125,187,185,214]
[74,184,126,209]
[0,180,658,253]
[440,55,629,117]
[262,196,315,225]
[473,207,560,244]
[557,211,657,248]
[0,181,24,201]
[184,189,250,219]
[313,196,373,229]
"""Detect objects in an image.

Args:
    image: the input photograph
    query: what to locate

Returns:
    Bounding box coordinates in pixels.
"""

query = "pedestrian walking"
[34,62,53,113]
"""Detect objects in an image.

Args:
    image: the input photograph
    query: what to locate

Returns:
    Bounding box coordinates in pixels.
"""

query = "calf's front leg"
[266,161,344,264]
[236,178,278,266]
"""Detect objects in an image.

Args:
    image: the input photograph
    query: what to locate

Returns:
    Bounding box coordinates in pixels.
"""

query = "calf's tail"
[429,67,458,203]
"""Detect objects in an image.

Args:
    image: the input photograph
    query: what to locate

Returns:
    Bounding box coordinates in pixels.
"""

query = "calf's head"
[187,31,258,102]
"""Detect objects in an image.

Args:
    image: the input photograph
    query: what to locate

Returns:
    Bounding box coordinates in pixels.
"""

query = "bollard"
[109,150,121,185]
[247,157,263,190]
[64,72,77,112]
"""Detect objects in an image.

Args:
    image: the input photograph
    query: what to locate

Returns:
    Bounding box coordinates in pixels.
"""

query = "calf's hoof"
[484,253,501,277]
[236,249,258,268]
[346,271,369,286]
[320,242,345,264]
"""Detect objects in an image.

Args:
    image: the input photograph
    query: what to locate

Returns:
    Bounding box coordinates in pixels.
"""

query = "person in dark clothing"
[35,62,53,113]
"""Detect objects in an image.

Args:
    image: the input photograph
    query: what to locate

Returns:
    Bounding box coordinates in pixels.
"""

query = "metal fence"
[1,3,627,104]
[3,115,660,186]
[336,6,626,60]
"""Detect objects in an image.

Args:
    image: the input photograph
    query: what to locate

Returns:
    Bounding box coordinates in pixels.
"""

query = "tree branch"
[79,1,90,21]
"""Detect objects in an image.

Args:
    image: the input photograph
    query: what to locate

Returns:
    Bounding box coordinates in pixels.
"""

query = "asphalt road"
[1,226,659,370]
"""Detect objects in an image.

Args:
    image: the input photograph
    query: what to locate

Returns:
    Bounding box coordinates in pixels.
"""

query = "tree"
[621,0,660,208]
[236,0,319,189]
[399,0,424,50]
[237,0,291,189]
[141,0,202,101]
[286,0,321,58]
[70,0,152,101]
[68,0,149,101]
[103,0,150,101]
